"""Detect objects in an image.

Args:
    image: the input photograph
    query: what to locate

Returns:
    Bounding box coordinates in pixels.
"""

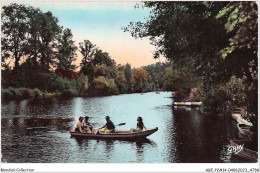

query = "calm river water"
[1,92,250,163]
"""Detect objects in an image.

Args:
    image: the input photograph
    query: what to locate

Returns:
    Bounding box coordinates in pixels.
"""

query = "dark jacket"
[105,120,115,130]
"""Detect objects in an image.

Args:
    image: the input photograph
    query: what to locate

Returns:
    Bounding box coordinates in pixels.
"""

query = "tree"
[124,1,257,115]
[124,63,133,92]
[1,3,29,70]
[163,67,195,93]
[88,76,118,96]
[77,73,88,95]
[79,40,97,81]
[79,40,97,67]
[94,64,117,79]
[143,62,171,90]
[1,3,78,93]
[25,7,43,65]
[56,28,77,70]
[124,2,228,73]
[215,2,258,114]
[93,49,115,67]
[38,11,61,69]
[133,69,148,92]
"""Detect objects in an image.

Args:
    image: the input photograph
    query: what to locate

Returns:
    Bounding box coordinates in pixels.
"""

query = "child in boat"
[131,117,146,133]
[84,116,93,133]
[100,116,115,133]
[75,117,83,133]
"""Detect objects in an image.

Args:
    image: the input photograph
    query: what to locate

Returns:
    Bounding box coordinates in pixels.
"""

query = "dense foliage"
[124,1,257,116]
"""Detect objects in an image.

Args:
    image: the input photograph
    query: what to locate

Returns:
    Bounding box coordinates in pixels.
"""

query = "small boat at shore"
[231,113,252,126]
[230,140,258,162]
[174,102,202,107]
[237,123,253,136]
[70,127,158,140]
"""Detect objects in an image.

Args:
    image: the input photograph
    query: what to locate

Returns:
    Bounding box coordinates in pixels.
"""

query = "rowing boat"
[174,102,202,107]
[70,127,158,140]
[230,140,258,162]
[231,113,252,126]
[237,123,253,136]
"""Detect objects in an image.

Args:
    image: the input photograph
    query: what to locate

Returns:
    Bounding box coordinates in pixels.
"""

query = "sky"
[2,1,166,69]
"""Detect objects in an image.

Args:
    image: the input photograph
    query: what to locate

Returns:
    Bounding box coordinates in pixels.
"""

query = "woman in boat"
[83,116,93,133]
[131,116,146,133]
[75,117,84,133]
[100,116,115,133]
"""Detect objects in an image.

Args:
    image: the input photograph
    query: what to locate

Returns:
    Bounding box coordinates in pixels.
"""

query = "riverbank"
[1,87,64,101]
[1,87,163,101]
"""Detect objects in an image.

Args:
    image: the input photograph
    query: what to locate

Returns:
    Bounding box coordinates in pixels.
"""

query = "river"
[1,92,250,163]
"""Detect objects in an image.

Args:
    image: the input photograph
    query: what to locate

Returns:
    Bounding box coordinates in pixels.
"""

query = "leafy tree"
[1,3,78,95]
[48,73,79,96]
[94,64,118,79]
[88,76,118,96]
[1,3,29,69]
[79,40,97,81]
[25,6,43,65]
[124,1,257,116]
[220,76,247,108]
[124,63,133,92]
[56,28,77,70]
[143,62,171,90]
[215,2,258,114]
[77,73,88,95]
[115,66,128,93]
[216,2,257,60]
[38,11,62,69]
[163,67,195,94]
[93,49,115,67]
[79,40,97,67]
[133,69,148,92]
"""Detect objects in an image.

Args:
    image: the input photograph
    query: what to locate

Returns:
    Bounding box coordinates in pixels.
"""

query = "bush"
[77,73,88,95]
[89,76,118,96]
[48,73,79,96]
[32,88,43,97]
[201,88,228,115]
[115,79,128,93]
[94,64,118,79]
[1,88,13,100]
[8,87,22,98]
[19,88,33,99]
[1,87,23,100]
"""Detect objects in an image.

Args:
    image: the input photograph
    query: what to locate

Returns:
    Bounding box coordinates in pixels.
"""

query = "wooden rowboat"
[237,123,253,136]
[232,113,252,126]
[70,127,158,140]
[174,102,202,107]
[230,140,258,162]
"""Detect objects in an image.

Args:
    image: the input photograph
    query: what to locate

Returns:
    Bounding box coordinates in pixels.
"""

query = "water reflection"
[135,138,156,162]
[172,106,241,162]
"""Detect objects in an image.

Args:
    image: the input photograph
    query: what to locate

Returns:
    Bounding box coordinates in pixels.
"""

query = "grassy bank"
[1,87,64,100]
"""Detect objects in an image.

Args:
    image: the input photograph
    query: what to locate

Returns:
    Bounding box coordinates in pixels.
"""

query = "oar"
[115,123,126,126]
[94,123,126,135]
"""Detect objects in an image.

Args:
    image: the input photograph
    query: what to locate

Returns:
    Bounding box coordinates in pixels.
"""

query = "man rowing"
[99,116,115,133]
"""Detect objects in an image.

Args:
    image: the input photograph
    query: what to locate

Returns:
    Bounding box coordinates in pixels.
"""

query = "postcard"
[1,0,258,172]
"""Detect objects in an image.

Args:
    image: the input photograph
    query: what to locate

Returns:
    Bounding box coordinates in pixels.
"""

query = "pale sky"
[2,1,166,68]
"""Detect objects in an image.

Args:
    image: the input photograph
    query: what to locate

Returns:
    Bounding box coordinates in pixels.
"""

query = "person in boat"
[100,116,115,133]
[83,116,93,133]
[75,117,84,133]
[131,116,146,133]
